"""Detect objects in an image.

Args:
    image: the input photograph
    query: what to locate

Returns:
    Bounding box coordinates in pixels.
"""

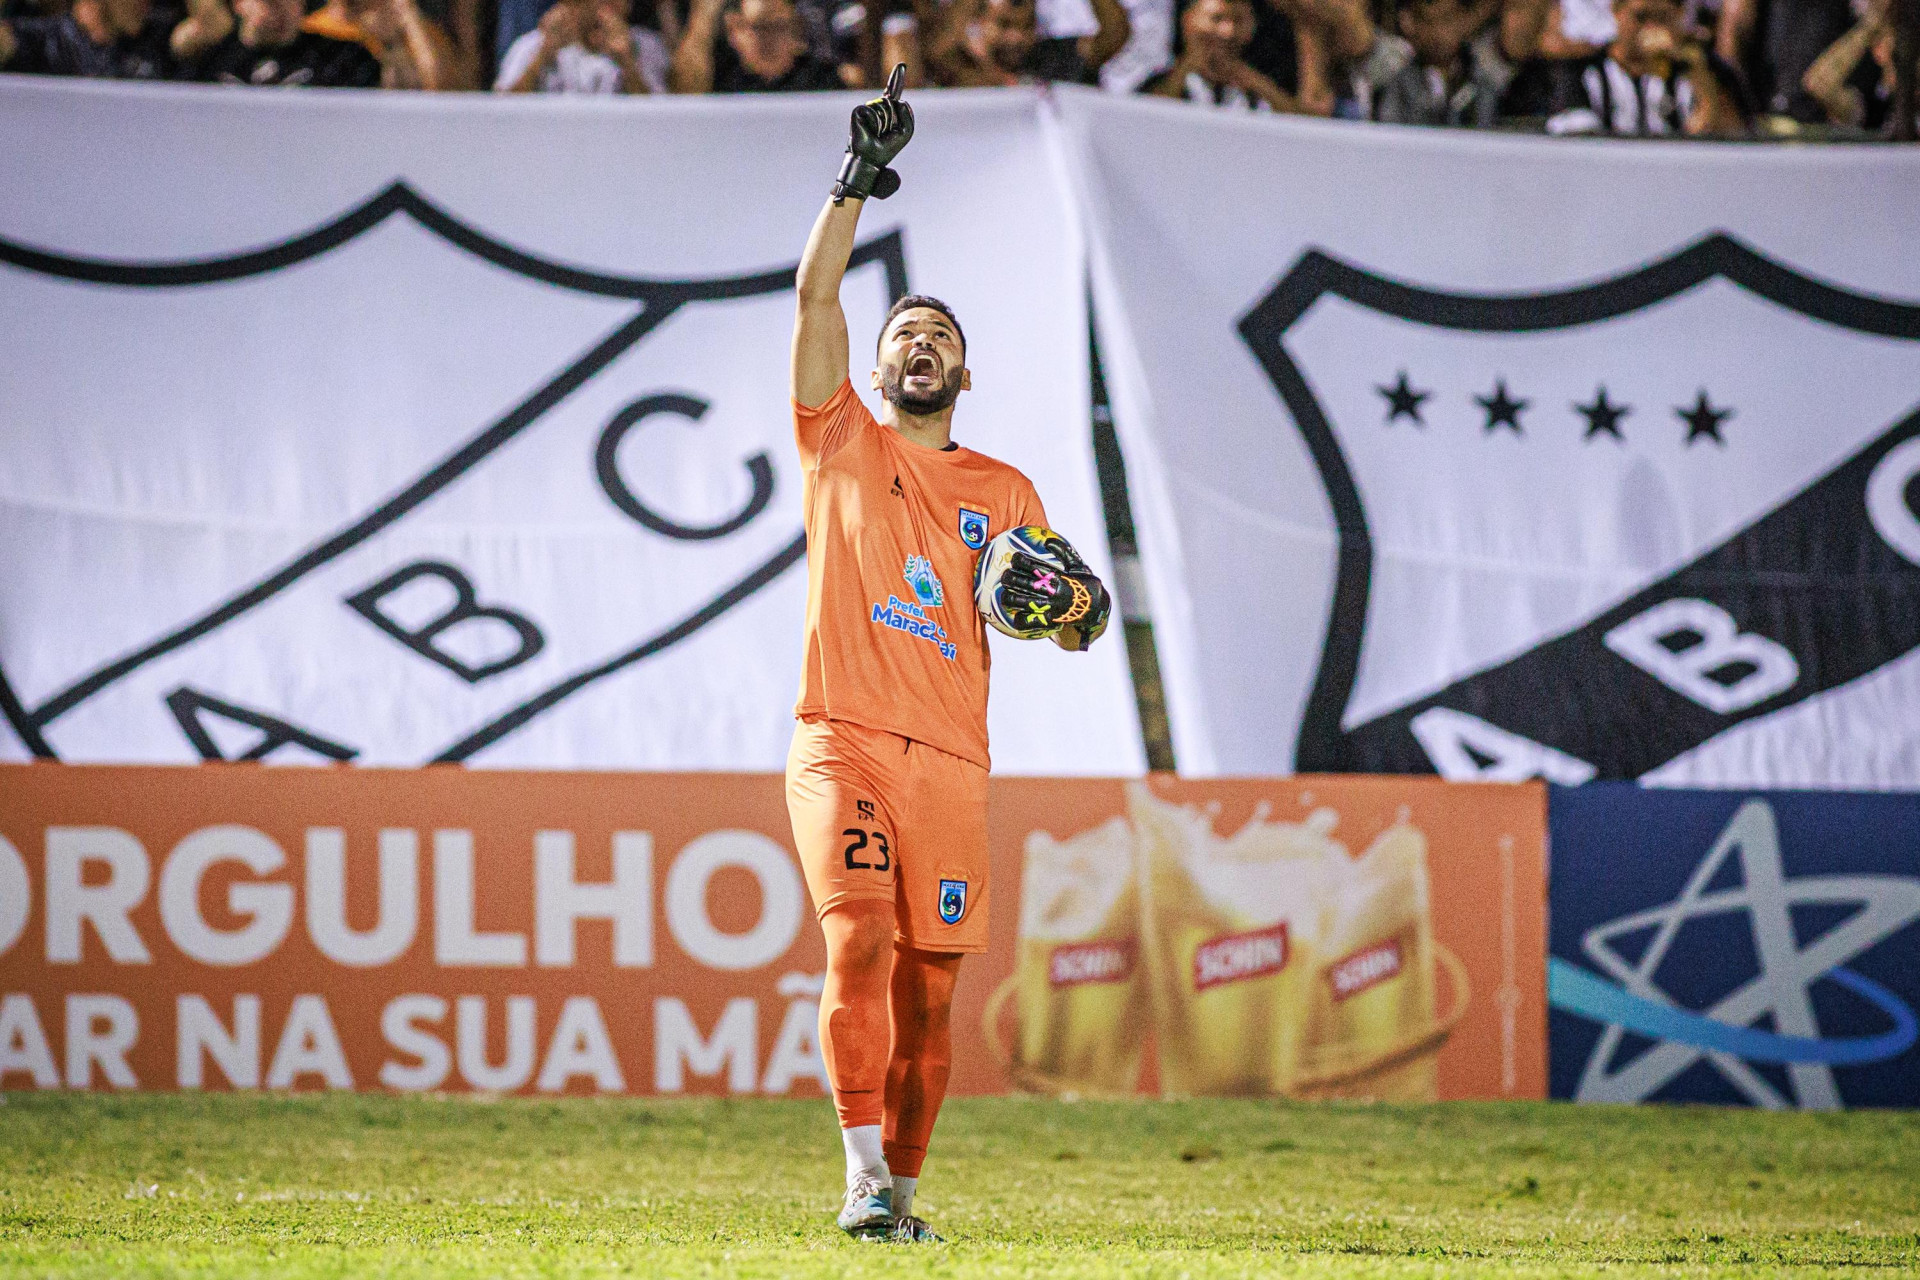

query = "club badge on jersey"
[958,507,989,550]
[939,878,969,924]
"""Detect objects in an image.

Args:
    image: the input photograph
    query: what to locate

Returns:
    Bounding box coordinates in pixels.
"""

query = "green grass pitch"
[2,1092,1916,1278]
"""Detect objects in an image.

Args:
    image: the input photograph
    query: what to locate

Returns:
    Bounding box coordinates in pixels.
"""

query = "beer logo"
[1238,236,1920,783]
[958,507,989,550]
[1048,939,1135,988]
[1193,923,1289,991]
[938,879,968,925]
[0,183,911,766]
[1326,938,1403,1002]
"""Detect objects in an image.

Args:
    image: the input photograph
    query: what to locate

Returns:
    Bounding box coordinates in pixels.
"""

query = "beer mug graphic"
[1294,818,1470,1101]
[986,817,1147,1095]
[1131,785,1470,1099]
[1129,783,1340,1097]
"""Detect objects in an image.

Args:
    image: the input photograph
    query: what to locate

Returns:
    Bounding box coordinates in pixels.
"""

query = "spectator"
[1250,0,1321,107]
[178,0,384,83]
[496,0,666,88]
[0,0,179,78]
[1100,0,1175,90]
[928,0,1130,85]
[1144,0,1302,109]
[1336,0,1552,124]
[670,0,844,91]
[1801,0,1914,130]
[306,0,468,86]
[1547,0,1747,131]
[1716,0,1854,120]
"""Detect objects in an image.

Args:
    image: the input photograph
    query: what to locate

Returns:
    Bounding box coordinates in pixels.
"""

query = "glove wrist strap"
[832,153,898,204]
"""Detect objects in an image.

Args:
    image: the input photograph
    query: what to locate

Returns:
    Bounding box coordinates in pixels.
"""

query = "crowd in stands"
[0,0,1910,134]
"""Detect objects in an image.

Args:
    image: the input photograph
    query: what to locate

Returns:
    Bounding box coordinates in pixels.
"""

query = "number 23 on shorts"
[842,826,892,872]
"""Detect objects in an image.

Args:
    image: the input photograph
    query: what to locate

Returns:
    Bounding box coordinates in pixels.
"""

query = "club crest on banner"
[1238,234,1920,783]
[0,183,911,767]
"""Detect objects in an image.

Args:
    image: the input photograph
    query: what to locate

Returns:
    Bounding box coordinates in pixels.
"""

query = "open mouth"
[905,351,939,380]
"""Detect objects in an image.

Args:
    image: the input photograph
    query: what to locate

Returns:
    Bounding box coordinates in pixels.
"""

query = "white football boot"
[836,1170,893,1239]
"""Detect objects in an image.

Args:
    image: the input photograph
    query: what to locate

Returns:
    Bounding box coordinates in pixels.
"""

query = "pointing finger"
[884,61,905,101]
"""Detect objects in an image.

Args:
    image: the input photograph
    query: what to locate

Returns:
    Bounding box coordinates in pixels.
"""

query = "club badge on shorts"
[938,878,969,924]
[958,507,989,550]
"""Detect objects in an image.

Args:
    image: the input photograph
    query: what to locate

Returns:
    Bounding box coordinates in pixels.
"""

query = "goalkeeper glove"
[1000,549,1112,649]
[833,63,913,204]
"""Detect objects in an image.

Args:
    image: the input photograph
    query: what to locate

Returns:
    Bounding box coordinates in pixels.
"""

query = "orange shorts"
[785,716,990,954]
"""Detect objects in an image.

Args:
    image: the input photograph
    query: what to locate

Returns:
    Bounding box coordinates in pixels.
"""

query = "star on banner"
[1377,370,1430,425]
[1678,389,1733,446]
[1576,386,1631,441]
[1476,379,1527,434]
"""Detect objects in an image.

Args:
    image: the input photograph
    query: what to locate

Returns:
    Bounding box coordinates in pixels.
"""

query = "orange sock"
[818,901,896,1131]
[882,942,963,1179]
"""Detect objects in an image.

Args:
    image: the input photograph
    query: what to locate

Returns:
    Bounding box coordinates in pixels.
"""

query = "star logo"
[1475,378,1527,434]
[1376,370,1430,425]
[1575,385,1630,441]
[1678,388,1733,446]
[1551,799,1920,1108]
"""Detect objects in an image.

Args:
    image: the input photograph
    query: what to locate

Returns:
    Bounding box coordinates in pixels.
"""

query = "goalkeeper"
[785,65,1111,1244]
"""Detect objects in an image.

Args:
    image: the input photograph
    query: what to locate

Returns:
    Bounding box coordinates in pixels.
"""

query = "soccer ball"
[973,525,1075,640]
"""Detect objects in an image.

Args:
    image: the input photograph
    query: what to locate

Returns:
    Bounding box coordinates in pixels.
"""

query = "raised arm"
[1081,0,1133,74]
[1802,0,1886,124]
[670,0,725,92]
[171,0,233,62]
[1680,44,1746,133]
[792,65,915,409]
[793,200,862,409]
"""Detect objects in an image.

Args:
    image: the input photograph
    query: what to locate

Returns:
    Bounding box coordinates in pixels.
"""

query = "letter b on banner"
[1604,598,1798,714]
[346,561,544,683]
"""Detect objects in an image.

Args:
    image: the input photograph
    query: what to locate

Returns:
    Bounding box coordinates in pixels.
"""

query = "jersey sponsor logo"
[938,878,969,925]
[958,507,989,550]
[1327,938,1403,1001]
[1049,939,1136,987]
[870,595,957,661]
[1193,923,1290,991]
[1237,234,1920,781]
[903,554,945,609]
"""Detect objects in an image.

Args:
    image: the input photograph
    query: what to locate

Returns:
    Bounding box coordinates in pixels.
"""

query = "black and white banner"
[1061,90,1920,786]
[0,80,1143,774]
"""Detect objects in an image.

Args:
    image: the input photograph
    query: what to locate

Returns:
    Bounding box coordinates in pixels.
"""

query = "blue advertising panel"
[1549,784,1920,1108]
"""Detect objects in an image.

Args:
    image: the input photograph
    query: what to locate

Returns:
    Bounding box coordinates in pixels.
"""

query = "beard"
[881,362,964,416]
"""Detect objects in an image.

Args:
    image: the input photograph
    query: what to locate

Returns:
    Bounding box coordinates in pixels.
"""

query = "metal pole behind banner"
[1087,315,1177,772]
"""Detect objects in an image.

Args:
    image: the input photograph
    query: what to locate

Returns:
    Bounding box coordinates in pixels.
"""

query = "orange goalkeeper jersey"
[793,380,1048,770]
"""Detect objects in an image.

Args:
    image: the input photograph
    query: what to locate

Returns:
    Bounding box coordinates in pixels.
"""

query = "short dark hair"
[877,294,966,358]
